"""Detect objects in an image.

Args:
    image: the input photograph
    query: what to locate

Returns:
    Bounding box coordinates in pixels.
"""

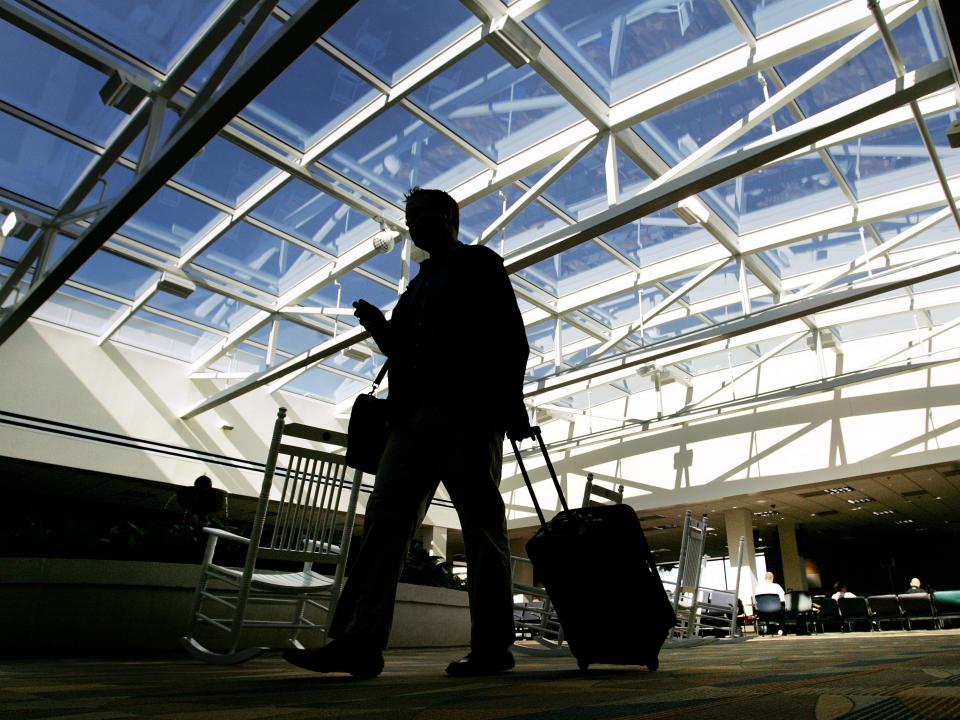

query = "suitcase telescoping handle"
[509,425,569,527]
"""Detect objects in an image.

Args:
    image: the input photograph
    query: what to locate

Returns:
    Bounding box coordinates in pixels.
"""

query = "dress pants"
[329,407,515,653]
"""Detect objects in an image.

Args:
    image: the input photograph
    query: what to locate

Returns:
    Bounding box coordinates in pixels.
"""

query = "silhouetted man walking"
[284,187,529,678]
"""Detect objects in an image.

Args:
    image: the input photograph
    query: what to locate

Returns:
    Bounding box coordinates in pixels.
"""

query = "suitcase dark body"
[512,429,676,671]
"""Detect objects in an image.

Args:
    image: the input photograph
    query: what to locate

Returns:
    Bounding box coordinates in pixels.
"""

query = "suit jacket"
[368,242,529,431]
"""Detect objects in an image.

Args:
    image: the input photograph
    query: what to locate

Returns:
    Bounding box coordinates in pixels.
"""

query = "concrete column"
[777,520,805,591]
[423,525,447,560]
[509,537,533,589]
[724,508,758,614]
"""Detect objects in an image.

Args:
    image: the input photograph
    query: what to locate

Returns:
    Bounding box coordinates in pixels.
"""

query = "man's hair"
[404,187,459,230]
[764,572,774,582]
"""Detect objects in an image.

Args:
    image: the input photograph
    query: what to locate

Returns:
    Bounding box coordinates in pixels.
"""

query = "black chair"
[898,592,937,630]
[813,596,842,632]
[784,591,815,635]
[867,594,904,630]
[754,593,784,636]
[838,596,874,632]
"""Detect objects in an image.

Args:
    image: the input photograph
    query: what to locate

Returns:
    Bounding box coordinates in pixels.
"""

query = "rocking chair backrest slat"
[265,439,355,558]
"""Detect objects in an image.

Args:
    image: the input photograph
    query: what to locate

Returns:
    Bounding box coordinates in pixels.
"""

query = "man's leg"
[441,425,516,675]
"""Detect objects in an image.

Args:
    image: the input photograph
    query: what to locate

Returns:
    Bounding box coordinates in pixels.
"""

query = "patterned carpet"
[2,630,959,719]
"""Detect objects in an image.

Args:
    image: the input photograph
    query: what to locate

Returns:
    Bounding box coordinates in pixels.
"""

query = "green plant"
[399,539,465,590]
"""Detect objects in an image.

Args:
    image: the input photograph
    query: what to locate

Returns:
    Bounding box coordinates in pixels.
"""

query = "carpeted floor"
[2,630,960,719]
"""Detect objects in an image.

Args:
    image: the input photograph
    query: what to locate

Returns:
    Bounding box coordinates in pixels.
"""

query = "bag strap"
[369,360,389,392]
[509,426,569,527]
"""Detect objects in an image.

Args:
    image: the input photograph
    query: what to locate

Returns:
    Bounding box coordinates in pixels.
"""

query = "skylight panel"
[685,345,758,375]
[826,119,935,201]
[719,152,847,235]
[496,197,567,257]
[774,11,940,119]
[299,269,397,319]
[241,24,379,151]
[174,136,275,207]
[115,308,222,362]
[318,105,485,206]
[119,186,226,256]
[34,284,123,336]
[634,73,795,167]
[192,220,328,296]
[0,111,97,207]
[639,313,708,344]
[71,250,157,301]
[283,365,368,404]
[322,0,480,86]
[518,240,628,297]
[760,228,867,279]
[580,285,668,330]
[533,143,649,220]
[603,212,715,268]
[40,0,229,73]
[0,18,127,145]
[409,44,583,163]
[731,0,838,37]
[662,261,744,305]
[272,318,328,356]
[250,177,378,256]
[146,287,258,333]
[459,184,524,243]
[320,351,381,383]
[879,207,957,253]
[213,342,267,375]
[525,0,741,104]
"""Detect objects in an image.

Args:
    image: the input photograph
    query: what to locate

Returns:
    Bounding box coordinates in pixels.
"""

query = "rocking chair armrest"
[202,527,251,545]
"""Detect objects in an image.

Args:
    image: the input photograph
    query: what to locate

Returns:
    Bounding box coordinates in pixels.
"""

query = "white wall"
[0,320,460,528]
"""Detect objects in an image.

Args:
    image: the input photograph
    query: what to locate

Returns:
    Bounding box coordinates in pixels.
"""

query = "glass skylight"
[525,0,742,104]
[0,0,956,420]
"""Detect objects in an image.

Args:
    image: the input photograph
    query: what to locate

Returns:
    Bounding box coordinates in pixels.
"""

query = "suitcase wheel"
[577,658,589,671]
[646,658,659,672]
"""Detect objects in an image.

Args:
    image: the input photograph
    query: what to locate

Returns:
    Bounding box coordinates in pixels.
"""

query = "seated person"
[831,581,855,600]
[754,572,785,602]
[904,577,925,594]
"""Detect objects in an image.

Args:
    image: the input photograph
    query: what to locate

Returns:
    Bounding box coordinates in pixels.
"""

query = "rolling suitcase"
[510,427,676,671]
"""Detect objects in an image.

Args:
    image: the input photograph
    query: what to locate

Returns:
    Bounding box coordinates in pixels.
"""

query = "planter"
[0,558,470,652]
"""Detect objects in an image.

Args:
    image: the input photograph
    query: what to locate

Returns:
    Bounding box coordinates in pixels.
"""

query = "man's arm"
[352,299,392,355]
[475,247,530,436]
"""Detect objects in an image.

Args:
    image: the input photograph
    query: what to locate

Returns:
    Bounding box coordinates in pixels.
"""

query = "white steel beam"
[523,252,960,404]
[651,1,920,191]
[504,60,952,274]
[0,0,361,347]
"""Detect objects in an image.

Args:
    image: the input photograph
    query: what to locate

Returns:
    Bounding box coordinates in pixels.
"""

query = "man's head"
[765,572,775,583]
[910,577,921,589]
[404,187,459,255]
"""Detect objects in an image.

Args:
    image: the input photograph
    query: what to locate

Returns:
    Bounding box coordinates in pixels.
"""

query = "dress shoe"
[283,640,384,678]
[445,650,515,677]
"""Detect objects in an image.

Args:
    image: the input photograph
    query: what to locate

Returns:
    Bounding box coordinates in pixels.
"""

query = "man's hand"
[352,299,386,332]
[505,401,534,441]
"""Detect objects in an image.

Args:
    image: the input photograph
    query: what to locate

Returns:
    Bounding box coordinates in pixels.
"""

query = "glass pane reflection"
[526,0,741,103]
